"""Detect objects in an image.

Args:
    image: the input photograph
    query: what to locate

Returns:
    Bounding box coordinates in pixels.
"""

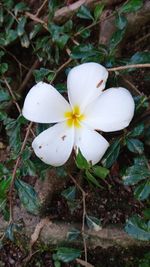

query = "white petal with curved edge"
[74,125,109,165]
[22,82,71,123]
[84,87,135,132]
[67,62,108,111]
[32,122,74,166]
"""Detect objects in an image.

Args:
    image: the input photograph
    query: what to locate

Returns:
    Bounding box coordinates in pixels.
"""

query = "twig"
[51,57,72,83]
[25,12,48,30]
[9,122,33,223]
[108,64,150,72]
[18,59,40,93]
[35,0,48,17]
[3,76,21,113]
[3,76,35,137]
[68,173,88,264]
[121,75,142,96]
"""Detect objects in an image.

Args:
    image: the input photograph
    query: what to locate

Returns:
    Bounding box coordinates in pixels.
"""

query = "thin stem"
[121,75,142,96]
[108,64,150,72]
[51,57,72,83]
[3,76,21,113]
[35,0,48,17]
[9,122,33,223]
[68,173,87,263]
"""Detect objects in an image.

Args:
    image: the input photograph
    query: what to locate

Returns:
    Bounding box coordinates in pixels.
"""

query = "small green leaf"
[76,150,90,170]
[86,215,102,231]
[21,159,36,176]
[56,247,81,263]
[0,6,4,24]
[130,52,150,64]
[102,139,121,168]
[134,181,150,201]
[29,24,42,40]
[0,89,10,102]
[77,5,94,20]
[94,3,104,21]
[14,2,28,16]
[125,216,150,241]
[0,63,8,74]
[5,29,18,45]
[115,13,127,30]
[67,228,80,241]
[92,166,109,179]
[20,33,30,48]
[109,28,126,50]
[15,179,40,215]
[71,44,97,59]
[126,138,144,154]
[17,17,27,36]
[85,170,101,188]
[120,0,143,14]
[33,68,52,82]
[4,117,21,154]
[123,165,150,185]
[61,186,76,201]
[128,123,144,137]
[0,176,11,199]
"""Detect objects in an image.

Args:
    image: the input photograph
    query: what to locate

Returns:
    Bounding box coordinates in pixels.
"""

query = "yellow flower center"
[64,105,85,128]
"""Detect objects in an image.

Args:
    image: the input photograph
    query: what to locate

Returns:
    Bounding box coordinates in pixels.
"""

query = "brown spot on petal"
[39,145,42,149]
[96,80,103,88]
[61,135,66,141]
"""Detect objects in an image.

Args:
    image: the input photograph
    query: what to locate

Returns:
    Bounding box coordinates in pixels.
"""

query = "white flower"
[22,62,135,167]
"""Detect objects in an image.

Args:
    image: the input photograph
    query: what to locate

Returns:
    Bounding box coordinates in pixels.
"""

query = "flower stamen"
[64,105,85,128]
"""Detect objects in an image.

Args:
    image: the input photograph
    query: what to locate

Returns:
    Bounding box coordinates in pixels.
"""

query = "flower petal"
[23,82,71,123]
[74,125,109,165]
[32,122,74,166]
[67,62,108,111]
[84,87,135,132]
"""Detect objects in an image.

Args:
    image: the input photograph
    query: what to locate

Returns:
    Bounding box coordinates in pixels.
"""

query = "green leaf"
[56,247,81,263]
[94,3,104,21]
[130,52,150,64]
[86,215,102,231]
[4,29,18,45]
[76,150,90,170]
[71,44,97,60]
[0,63,8,74]
[115,13,127,30]
[128,123,144,137]
[85,170,101,188]
[133,155,148,167]
[77,5,93,20]
[92,166,109,179]
[125,216,150,241]
[17,17,27,37]
[120,0,143,13]
[126,138,144,154]
[29,24,42,40]
[109,28,126,50]
[134,181,150,201]
[67,228,80,241]
[21,159,36,176]
[0,89,10,102]
[33,68,52,82]
[15,179,40,215]
[0,6,4,24]
[14,2,28,16]
[20,33,30,48]
[4,117,21,154]
[61,186,76,201]
[123,165,150,185]
[102,139,121,168]
[134,95,148,112]
[0,176,11,199]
